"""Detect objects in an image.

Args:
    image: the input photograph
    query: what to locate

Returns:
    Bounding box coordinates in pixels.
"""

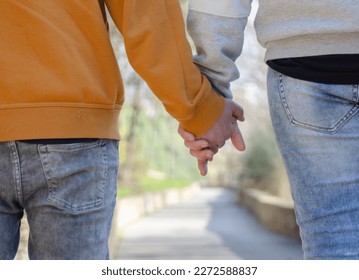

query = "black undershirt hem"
[267,54,359,84]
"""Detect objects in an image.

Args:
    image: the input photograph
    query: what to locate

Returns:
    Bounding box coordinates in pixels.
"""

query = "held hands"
[178,99,245,176]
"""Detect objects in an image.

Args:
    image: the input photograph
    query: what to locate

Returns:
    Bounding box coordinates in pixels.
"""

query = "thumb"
[230,100,245,122]
[231,122,245,151]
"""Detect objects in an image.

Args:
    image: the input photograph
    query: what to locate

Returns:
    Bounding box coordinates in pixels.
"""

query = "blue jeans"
[0,139,119,260]
[267,68,359,259]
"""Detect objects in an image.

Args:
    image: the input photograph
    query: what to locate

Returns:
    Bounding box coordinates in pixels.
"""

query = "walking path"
[115,187,303,260]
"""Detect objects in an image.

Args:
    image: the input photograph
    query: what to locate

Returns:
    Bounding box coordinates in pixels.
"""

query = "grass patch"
[117,187,134,197]
[117,177,191,197]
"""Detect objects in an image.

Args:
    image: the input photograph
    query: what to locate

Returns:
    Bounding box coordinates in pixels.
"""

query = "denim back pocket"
[38,140,108,213]
[278,74,359,134]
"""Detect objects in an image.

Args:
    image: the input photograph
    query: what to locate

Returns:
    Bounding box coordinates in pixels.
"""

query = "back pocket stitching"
[278,74,359,134]
[38,141,107,212]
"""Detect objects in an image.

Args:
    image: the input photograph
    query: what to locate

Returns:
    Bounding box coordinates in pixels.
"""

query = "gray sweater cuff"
[187,10,248,98]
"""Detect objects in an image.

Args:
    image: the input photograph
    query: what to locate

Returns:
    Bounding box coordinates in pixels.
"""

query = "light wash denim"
[0,139,119,260]
[267,67,359,259]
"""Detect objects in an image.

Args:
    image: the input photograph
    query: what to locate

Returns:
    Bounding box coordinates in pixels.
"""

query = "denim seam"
[278,74,359,134]
[100,140,108,203]
[278,73,296,125]
[8,142,24,207]
[352,84,358,103]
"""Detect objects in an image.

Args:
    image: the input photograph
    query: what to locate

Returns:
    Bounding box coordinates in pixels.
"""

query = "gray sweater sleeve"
[187,0,252,98]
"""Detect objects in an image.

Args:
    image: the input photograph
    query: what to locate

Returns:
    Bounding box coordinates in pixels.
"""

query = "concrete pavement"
[115,187,303,260]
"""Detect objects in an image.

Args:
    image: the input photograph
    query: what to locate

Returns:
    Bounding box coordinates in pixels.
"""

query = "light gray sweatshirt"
[188,0,359,97]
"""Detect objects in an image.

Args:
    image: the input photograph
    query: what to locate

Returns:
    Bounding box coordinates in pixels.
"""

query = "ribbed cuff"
[179,91,225,137]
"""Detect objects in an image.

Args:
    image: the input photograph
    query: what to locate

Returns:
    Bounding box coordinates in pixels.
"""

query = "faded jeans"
[0,139,119,259]
[267,68,359,259]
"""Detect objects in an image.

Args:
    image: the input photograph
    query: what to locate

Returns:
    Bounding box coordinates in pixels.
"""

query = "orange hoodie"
[0,0,224,141]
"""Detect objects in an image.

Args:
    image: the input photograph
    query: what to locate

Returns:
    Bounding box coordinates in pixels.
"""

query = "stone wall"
[238,188,300,239]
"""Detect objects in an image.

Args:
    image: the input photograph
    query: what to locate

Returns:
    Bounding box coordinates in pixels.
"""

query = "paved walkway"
[115,188,303,260]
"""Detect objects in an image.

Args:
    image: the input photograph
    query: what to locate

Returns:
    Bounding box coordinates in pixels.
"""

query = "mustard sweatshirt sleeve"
[105,0,224,137]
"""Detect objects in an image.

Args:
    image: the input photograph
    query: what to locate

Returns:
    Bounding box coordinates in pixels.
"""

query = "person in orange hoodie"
[0,0,245,259]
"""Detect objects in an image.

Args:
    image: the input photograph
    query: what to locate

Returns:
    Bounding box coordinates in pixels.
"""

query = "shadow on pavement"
[206,188,303,259]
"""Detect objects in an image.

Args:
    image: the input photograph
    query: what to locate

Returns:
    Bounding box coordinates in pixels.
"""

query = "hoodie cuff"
[179,90,225,137]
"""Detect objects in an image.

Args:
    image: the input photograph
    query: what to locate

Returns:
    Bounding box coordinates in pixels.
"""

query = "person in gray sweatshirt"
[179,0,359,260]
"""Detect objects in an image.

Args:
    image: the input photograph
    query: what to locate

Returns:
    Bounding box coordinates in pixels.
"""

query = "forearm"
[187,0,252,98]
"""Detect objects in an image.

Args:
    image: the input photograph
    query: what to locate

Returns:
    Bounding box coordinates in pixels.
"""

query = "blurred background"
[15,0,303,260]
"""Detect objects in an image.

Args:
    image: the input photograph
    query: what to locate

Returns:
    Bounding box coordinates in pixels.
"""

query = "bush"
[239,124,291,200]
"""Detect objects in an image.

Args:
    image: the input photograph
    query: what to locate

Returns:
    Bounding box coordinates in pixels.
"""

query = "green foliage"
[119,103,201,182]
[238,122,290,198]
[118,100,200,194]
[241,126,278,182]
